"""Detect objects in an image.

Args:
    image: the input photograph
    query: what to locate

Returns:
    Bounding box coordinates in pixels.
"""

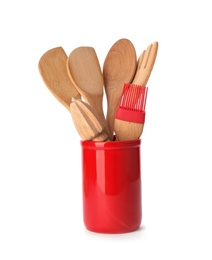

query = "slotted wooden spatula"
[70,99,110,141]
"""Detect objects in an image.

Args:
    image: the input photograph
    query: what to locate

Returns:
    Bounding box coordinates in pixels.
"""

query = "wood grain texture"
[103,38,137,139]
[132,42,158,86]
[38,47,81,110]
[114,42,159,140]
[70,99,110,141]
[66,47,106,129]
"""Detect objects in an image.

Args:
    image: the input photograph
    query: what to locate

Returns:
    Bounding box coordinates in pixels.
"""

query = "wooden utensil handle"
[86,97,111,139]
[91,132,110,142]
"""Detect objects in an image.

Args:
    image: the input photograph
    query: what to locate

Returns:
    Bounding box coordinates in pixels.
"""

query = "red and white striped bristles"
[115,83,148,124]
[119,83,148,111]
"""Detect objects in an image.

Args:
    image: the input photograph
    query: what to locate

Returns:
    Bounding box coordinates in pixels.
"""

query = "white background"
[0,0,212,259]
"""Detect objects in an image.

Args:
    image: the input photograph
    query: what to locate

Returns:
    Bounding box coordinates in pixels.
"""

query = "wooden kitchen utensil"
[66,46,109,135]
[132,41,158,86]
[70,99,110,141]
[38,47,81,110]
[114,42,158,140]
[103,38,137,139]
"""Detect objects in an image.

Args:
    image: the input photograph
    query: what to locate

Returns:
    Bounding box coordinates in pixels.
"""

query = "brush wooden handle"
[115,119,144,141]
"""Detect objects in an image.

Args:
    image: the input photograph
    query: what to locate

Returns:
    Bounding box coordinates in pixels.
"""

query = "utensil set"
[38,39,158,141]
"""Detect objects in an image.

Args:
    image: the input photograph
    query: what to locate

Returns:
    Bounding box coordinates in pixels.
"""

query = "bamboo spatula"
[66,47,108,134]
[114,42,158,140]
[38,47,81,110]
[70,99,110,141]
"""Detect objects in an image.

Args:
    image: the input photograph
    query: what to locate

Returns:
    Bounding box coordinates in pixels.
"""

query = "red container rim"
[81,138,141,150]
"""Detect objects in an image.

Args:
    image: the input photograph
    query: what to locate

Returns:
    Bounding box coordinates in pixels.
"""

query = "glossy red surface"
[81,139,142,234]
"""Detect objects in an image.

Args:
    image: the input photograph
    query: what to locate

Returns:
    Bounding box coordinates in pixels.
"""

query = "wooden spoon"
[38,47,81,110]
[66,47,107,130]
[103,38,137,139]
[70,99,110,141]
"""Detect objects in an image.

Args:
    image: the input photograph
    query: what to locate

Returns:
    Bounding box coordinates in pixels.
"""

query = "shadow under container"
[81,139,142,234]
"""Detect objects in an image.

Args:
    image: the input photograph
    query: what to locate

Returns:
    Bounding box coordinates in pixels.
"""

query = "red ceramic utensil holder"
[81,139,142,234]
